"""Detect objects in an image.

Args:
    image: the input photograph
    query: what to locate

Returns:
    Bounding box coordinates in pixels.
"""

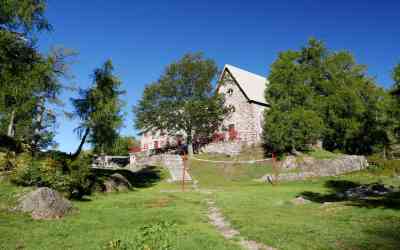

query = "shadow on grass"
[300,180,400,210]
[93,165,163,189]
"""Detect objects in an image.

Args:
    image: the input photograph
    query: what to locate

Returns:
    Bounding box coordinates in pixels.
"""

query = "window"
[227,88,233,96]
[228,105,236,112]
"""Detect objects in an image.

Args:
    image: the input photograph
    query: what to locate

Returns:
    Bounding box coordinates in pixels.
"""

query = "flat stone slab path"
[206,199,276,250]
[160,170,276,250]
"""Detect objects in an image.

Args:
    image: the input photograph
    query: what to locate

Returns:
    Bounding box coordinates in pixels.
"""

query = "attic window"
[227,88,233,96]
[228,105,236,112]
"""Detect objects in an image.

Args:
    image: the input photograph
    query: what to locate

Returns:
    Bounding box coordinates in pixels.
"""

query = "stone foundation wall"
[200,142,243,156]
[261,155,368,182]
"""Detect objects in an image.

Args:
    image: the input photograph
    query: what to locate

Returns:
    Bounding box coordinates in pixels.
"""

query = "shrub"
[0,152,7,171]
[105,221,178,250]
[9,153,36,185]
[64,155,94,199]
[367,154,400,176]
[9,152,94,199]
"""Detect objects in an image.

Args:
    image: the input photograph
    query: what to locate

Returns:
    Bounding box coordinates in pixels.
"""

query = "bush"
[10,153,64,188]
[367,154,400,176]
[9,152,94,199]
[64,155,94,199]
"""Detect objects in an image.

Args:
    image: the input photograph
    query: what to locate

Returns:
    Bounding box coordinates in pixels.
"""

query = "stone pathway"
[206,199,276,250]
[159,168,276,250]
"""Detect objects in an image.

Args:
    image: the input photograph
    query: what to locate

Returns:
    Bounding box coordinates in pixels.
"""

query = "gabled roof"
[219,64,268,105]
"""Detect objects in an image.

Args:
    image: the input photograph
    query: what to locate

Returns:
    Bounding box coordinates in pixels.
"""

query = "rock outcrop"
[103,173,132,192]
[260,155,368,182]
[14,187,73,219]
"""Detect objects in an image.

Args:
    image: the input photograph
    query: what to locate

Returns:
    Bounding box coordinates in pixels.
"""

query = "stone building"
[216,64,269,145]
[139,64,269,151]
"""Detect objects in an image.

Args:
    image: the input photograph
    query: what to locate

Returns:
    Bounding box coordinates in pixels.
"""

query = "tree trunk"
[72,127,90,159]
[7,109,15,137]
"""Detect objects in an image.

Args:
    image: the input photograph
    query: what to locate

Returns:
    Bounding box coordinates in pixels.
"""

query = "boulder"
[291,196,310,205]
[14,187,73,219]
[103,173,132,192]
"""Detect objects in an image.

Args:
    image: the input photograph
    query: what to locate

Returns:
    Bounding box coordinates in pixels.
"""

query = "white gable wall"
[218,70,266,144]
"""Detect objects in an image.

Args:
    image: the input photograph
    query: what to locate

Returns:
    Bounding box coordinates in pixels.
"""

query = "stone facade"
[217,70,266,145]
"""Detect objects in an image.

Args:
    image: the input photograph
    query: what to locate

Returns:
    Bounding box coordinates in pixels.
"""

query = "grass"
[0,167,240,250]
[1,150,400,250]
[305,148,341,159]
[189,154,273,189]
[189,154,400,250]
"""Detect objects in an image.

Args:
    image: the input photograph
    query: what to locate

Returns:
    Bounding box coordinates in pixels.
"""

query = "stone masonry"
[218,71,265,145]
[136,154,191,182]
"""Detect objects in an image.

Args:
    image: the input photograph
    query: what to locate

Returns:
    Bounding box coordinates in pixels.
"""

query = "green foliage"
[8,152,93,199]
[0,30,72,152]
[392,63,400,91]
[0,0,51,34]
[389,63,400,143]
[106,221,179,250]
[9,153,48,186]
[305,148,340,159]
[264,38,392,155]
[64,154,93,199]
[72,60,124,155]
[109,136,139,155]
[367,154,400,176]
[134,53,230,154]
[263,108,324,153]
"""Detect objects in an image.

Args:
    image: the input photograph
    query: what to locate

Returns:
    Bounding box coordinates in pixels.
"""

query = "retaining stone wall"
[200,142,243,156]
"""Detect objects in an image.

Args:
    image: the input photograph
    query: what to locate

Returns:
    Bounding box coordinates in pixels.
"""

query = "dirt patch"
[146,197,173,208]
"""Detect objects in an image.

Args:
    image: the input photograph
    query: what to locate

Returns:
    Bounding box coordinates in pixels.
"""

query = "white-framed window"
[227,88,233,96]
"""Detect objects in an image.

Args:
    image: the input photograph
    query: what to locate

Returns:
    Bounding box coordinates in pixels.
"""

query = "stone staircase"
[162,154,192,182]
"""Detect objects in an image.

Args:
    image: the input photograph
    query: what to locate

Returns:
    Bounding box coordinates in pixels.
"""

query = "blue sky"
[37,0,400,153]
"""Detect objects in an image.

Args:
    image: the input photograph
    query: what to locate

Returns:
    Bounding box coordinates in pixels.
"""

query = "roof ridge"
[225,64,266,80]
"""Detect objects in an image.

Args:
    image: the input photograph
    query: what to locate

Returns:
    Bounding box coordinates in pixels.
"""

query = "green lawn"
[1,154,400,250]
[189,155,400,250]
[0,169,240,250]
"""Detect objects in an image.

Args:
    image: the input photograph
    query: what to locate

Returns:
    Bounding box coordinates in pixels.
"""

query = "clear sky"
[36,0,400,153]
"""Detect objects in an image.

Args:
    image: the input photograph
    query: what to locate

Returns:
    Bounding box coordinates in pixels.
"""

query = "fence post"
[182,153,188,192]
[272,152,278,185]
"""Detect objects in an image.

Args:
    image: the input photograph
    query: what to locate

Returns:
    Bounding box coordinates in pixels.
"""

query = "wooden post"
[272,152,278,185]
[182,153,188,192]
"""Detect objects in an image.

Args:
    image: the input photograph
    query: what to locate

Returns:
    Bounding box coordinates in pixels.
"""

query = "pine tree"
[72,60,124,157]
